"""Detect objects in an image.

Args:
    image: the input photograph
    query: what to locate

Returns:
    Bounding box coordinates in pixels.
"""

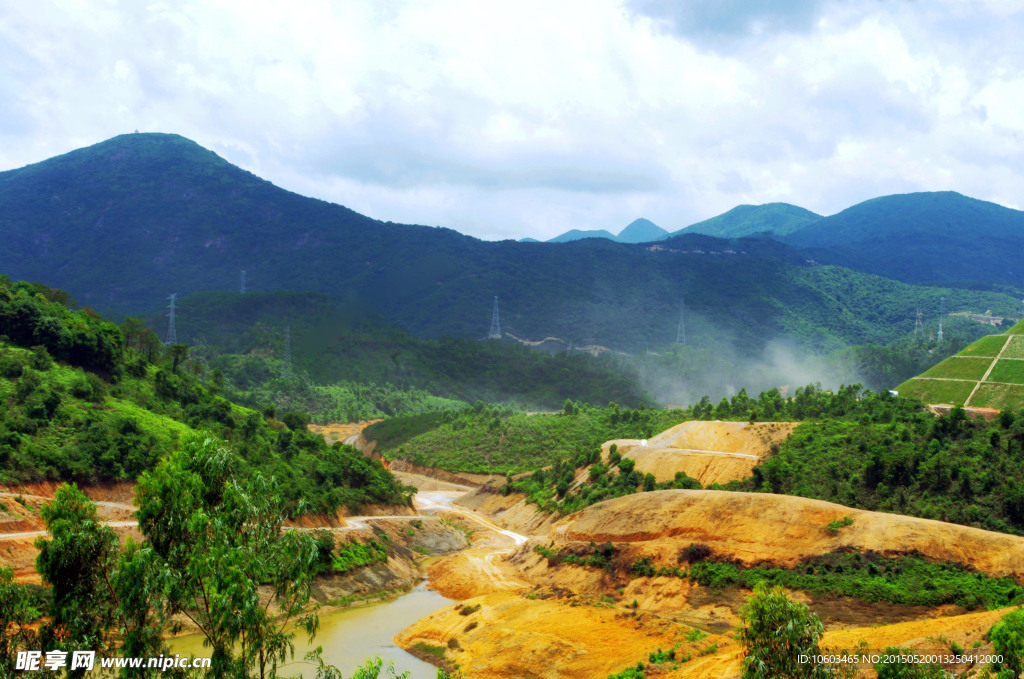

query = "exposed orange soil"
[554,490,1024,579]
[396,591,731,679]
[0,480,136,504]
[427,544,531,600]
[927,404,1001,420]
[308,419,382,445]
[603,420,798,485]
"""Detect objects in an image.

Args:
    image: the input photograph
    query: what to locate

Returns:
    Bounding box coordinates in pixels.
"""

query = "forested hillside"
[0,276,410,513]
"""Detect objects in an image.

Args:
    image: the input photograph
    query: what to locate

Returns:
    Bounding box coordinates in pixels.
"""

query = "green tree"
[0,567,40,675]
[35,484,120,666]
[739,582,834,679]
[168,343,190,373]
[990,608,1024,679]
[875,647,948,678]
[135,433,321,678]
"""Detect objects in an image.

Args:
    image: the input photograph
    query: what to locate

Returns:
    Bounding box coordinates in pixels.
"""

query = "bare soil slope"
[555,490,1024,579]
[604,421,798,485]
[396,591,727,679]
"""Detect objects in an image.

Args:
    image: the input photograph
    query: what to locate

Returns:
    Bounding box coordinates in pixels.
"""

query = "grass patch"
[960,334,1010,357]
[919,356,992,381]
[967,383,1024,409]
[896,378,976,404]
[824,516,854,535]
[413,642,447,660]
[998,335,1024,359]
[1004,319,1024,335]
[986,359,1024,384]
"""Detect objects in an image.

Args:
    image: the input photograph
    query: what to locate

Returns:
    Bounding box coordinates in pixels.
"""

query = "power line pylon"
[676,299,687,344]
[166,294,177,345]
[487,296,502,339]
[937,297,945,342]
[281,326,292,378]
[914,309,923,339]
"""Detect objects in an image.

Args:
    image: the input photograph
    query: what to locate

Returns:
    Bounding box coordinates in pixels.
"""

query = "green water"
[170,582,453,678]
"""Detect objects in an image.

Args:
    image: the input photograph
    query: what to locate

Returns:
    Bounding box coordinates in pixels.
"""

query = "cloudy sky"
[2,0,1023,240]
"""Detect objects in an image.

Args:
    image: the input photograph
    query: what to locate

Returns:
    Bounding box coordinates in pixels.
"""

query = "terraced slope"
[898,320,1024,408]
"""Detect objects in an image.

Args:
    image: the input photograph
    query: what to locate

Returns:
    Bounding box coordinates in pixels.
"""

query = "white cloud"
[0,0,1023,239]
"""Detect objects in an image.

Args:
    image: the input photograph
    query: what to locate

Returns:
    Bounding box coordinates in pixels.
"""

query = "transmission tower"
[914,309,923,339]
[281,326,293,378]
[937,297,945,342]
[165,294,177,345]
[240,270,246,294]
[487,296,502,340]
[676,299,687,344]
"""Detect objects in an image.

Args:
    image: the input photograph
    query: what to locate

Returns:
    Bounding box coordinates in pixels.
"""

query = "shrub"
[824,516,855,535]
[989,608,1024,679]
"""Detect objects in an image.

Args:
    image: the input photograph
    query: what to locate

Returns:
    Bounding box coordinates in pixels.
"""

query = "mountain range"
[0,133,1021,355]
[545,194,1024,290]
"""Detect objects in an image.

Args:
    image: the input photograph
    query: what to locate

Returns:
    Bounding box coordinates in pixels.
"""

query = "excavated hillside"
[604,420,798,485]
[552,490,1024,578]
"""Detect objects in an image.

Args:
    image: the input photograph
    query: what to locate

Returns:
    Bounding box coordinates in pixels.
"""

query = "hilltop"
[779,191,1024,288]
[678,202,821,239]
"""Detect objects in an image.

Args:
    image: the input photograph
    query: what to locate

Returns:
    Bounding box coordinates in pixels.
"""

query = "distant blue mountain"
[547,218,669,244]
[616,218,670,243]
[547,229,618,243]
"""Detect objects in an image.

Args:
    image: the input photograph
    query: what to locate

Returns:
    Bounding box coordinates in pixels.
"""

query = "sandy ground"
[308,419,382,445]
[605,420,799,485]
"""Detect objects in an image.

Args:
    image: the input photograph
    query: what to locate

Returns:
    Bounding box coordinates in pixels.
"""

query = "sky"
[2,0,1024,241]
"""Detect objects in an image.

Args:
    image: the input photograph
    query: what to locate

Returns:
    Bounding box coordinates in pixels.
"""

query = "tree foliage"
[739,583,833,679]
[135,433,321,678]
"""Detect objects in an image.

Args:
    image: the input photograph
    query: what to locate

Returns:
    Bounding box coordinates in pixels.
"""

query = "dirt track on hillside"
[604,421,798,485]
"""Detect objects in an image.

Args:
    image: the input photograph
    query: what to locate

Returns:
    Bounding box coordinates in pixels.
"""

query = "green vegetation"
[971,383,1024,410]
[896,378,976,405]
[506,385,921,514]
[986,358,1024,383]
[171,290,650,414]
[899,325,1024,408]
[331,539,389,574]
[824,516,854,535]
[874,648,947,678]
[919,356,991,381]
[725,395,1024,536]
[0,439,424,678]
[999,335,1024,359]
[685,550,1023,610]
[961,334,1010,357]
[0,277,411,516]
[989,608,1024,679]
[379,401,686,475]
[739,583,833,678]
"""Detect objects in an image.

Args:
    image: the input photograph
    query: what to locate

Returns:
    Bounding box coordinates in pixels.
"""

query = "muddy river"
[170,581,452,678]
